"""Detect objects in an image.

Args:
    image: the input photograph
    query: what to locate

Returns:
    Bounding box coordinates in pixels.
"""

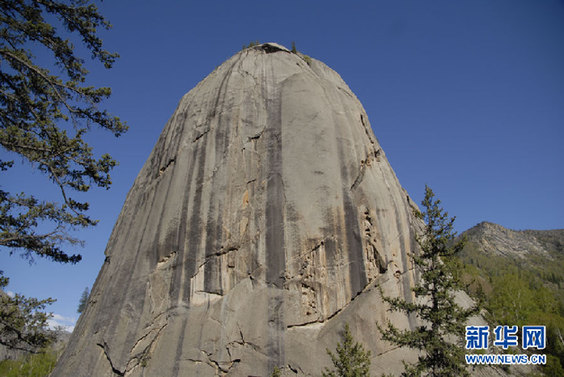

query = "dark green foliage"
[0,272,54,352]
[0,0,124,353]
[543,354,564,377]
[0,0,127,264]
[291,41,297,53]
[545,325,564,374]
[322,324,371,377]
[378,186,477,377]
[77,286,89,314]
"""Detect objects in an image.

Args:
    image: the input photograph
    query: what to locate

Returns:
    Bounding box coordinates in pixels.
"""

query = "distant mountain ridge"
[460,221,564,293]
[458,221,564,376]
[463,221,564,260]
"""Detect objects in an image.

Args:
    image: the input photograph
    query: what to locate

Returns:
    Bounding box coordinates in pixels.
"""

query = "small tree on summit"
[377,186,477,377]
[291,41,297,53]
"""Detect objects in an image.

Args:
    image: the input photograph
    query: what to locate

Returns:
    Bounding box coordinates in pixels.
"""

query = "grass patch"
[0,349,60,377]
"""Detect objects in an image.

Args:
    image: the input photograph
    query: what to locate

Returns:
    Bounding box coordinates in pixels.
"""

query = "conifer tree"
[323,323,371,377]
[0,272,55,352]
[0,0,127,264]
[378,186,477,377]
[77,286,89,314]
[0,0,124,350]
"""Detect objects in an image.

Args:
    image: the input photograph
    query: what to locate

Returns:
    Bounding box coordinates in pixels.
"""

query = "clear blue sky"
[1,0,563,330]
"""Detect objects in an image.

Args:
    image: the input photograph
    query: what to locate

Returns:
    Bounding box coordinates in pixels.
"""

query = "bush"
[301,54,312,66]
[0,349,59,377]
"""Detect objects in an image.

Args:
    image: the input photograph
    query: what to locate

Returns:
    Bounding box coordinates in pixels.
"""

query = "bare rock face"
[53,43,423,376]
[464,221,559,260]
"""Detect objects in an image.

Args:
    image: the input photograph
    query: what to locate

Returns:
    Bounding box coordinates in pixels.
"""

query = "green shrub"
[301,54,312,66]
[0,349,59,377]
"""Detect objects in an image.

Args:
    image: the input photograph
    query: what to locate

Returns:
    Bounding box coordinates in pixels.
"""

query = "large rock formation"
[53,43,423,376]
[463,221,564,260]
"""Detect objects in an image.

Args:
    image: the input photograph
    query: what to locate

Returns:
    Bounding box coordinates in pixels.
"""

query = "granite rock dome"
[52,43,422,376]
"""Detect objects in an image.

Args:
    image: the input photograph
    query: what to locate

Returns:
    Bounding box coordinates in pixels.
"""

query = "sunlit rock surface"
[53,43,425,376]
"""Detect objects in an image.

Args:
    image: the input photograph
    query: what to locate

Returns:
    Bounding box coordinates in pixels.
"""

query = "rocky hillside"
[458,221,564,376]
[463,221,562,259]
[460,221,564,295]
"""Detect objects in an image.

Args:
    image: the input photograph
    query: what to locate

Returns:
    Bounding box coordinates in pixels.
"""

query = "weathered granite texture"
[52,43,424,376]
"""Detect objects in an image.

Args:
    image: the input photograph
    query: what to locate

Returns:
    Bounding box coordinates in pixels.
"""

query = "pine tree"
[0,0,127,264]
[322,324,371,377]
[77,286,89,314]
[0,272,55,352]
[0,0,124,350]
[378,186,477,377]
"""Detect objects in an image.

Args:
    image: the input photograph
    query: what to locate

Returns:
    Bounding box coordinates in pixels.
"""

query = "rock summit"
[53,43,422,376]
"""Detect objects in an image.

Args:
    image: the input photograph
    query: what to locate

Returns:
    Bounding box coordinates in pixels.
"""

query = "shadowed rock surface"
[52,43,426,376]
